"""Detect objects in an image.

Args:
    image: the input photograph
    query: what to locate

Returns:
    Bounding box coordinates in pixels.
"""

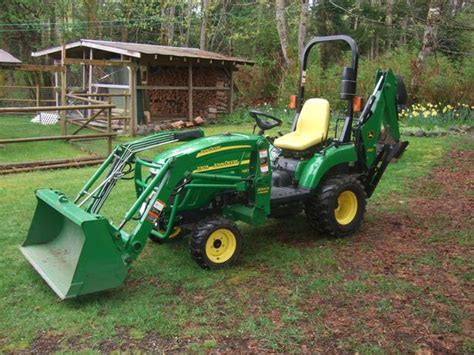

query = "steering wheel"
[249,110,282,133]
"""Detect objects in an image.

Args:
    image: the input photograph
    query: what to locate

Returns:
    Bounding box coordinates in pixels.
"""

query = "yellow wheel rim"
[169,227,181,239]
[205,228,237,264]
[158,227,181,239]
[335,190,358,225]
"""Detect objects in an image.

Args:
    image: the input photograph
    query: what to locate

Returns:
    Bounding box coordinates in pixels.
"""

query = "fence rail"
[0,94,116,172]
[0,84,59,107]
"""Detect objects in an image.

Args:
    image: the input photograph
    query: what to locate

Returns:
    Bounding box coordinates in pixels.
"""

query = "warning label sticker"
[146,199,166,224]
[259,149,269,174]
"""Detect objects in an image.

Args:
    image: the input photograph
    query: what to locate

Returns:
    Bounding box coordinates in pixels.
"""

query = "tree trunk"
[121,0,133,42]
[200,0,208,50]
[167,6,175,44]
[418,0,443,62]
[160,7,167,44]
[385,0,393,50]
[275,0,291,68]
[298,0,309,60]
[223,0,232,55]
[84,0,97,38]
[316,0,330,69]
[185,0,193,46]
[399,15,408,45]
[161,5,176,45]
[55,7,63,43]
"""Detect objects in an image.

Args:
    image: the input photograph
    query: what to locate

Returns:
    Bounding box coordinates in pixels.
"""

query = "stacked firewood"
[147,66,230,121]
[149,90,189,118]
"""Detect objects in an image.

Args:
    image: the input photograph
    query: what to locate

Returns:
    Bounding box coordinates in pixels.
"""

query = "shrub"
[249,48,473,111]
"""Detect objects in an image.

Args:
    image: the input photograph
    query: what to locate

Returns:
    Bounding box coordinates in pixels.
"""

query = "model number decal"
[196,145,252,158]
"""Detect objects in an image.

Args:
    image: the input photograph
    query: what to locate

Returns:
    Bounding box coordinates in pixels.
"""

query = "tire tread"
[305,175,366,237]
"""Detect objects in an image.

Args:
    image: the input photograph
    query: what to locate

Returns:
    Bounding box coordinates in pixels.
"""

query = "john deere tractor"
[21,35,408,299]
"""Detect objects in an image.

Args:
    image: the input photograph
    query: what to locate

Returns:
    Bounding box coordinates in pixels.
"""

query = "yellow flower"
[431,110,437,116]
[423,111,430,118]
[427,103,432,107]
[442,107,448,113]
[447,104,453,110]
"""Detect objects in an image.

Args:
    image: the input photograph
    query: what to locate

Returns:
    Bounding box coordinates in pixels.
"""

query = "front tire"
[305,175,366,237]
[190,217,242,269]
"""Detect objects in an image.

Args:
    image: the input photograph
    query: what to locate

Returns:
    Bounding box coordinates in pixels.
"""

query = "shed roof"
[0,49,21,64]
[32,39,253,65]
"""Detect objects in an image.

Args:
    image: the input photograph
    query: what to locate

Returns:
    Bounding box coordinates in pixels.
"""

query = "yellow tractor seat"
[274,98,330,151]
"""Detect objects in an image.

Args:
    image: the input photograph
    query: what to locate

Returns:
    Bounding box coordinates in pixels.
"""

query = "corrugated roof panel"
[0,49,22,64]
[32,40,253,64]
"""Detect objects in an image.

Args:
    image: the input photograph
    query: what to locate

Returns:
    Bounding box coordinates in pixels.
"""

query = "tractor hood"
[152,133,261,164]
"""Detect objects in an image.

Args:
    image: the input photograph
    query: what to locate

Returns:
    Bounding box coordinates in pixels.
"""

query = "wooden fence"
[0,96,116,174]
[0,84,58,107]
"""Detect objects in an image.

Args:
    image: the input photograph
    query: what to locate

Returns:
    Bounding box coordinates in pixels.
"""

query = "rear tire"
[305,175,366,237]
[190,217,242,269]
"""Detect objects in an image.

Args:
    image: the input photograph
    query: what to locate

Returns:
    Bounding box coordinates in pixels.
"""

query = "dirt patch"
[303,148,474,352]
[23,331,63,353]
[97,328,181,352]
[97,328,262,353]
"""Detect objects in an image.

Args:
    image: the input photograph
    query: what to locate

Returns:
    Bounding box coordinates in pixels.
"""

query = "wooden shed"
[32,39,253,133]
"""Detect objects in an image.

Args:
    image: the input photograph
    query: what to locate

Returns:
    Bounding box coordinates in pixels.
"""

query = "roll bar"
[294,35,359,143]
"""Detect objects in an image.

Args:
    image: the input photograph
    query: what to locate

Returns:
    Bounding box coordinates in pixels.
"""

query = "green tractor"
[21,35,408,299]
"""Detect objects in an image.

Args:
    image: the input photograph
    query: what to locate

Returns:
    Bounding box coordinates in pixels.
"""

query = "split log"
[171,120,185,129]
[193,116,205,125]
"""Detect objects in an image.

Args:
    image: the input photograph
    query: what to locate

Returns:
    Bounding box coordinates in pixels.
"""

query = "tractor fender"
[298,144,358,190]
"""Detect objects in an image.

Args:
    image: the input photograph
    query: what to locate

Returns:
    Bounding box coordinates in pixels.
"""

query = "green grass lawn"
[0,116,97,164]
[0,119,472,352]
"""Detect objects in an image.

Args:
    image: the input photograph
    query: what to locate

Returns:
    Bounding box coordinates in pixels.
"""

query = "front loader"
[21,35,408,299]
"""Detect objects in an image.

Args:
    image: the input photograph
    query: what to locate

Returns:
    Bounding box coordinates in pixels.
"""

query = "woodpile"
[135,114,206,135]
[147,66,230,121]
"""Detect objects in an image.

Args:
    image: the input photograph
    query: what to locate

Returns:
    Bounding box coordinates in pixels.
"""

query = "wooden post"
[82,50,87,90]
[188,61,193,122]
[88,49,93,118]
[129,65,137,136]
[124,92,129,132]
[88,49,93,94]
[54,60,59,107]
[60,44,67,135]
[35,84,40,107]
[107,97,112,154]
[229,65,234,114]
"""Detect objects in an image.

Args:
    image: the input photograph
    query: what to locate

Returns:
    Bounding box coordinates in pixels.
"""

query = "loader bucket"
[20,189,128,299]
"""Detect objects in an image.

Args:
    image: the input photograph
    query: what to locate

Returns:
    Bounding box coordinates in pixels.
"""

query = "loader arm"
[74,130,203,214]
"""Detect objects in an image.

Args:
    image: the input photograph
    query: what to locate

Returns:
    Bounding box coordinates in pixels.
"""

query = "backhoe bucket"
[20,189,128,299]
